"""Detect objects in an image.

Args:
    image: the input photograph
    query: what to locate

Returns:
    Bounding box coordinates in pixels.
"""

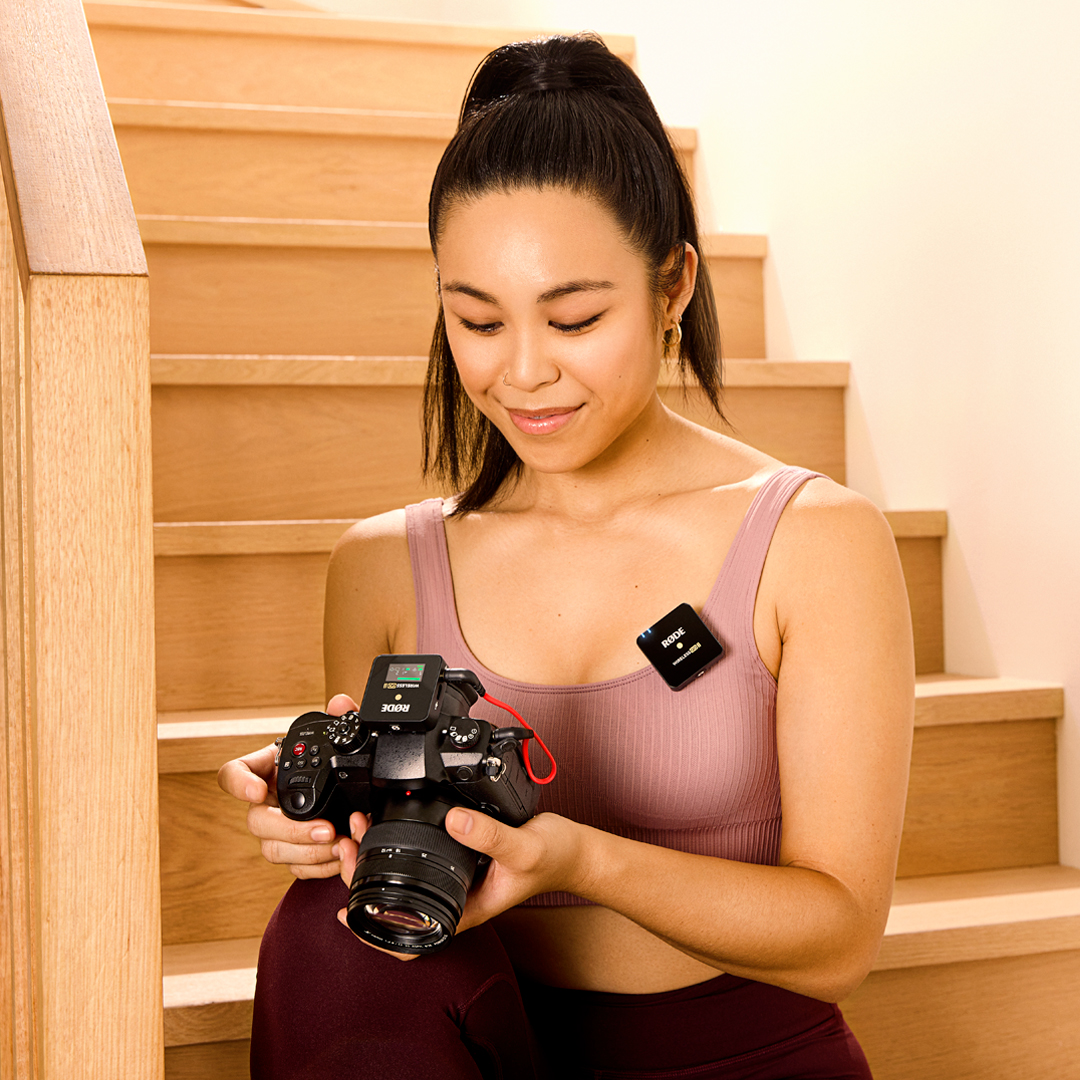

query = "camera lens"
[346,817,479,953]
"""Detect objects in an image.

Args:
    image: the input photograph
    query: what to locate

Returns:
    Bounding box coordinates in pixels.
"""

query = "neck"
[501,396,699,524]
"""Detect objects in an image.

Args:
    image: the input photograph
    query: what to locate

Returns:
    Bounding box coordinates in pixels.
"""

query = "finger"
[326,693,359,716]
[337,835,359,890]
[217,742,278,802]
[246,803,336,846]
[445,807,533,866]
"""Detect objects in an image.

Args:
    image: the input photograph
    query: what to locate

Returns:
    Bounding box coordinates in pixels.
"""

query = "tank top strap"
[404,498,458,652]
[703,466,825,657]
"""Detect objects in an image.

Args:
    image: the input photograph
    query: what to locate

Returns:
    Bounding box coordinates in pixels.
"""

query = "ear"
[661,242,698,328]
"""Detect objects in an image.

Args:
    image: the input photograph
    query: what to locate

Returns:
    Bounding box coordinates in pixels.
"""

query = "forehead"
[436,187,647,295]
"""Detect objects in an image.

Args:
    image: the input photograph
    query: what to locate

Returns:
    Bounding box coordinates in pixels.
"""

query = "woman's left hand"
[445,808,585,932]
[334,808,586,944]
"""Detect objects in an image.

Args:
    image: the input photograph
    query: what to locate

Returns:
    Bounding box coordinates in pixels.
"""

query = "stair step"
[152,506,934,714]
[156,673,1059,947]
[138,219,765,358]
[844,866,1080,1079]
[899,676,1061,878]
[86,3,635,113]
[149,360,846,528]
[109,98,697,222]
[159,864,1080,1073]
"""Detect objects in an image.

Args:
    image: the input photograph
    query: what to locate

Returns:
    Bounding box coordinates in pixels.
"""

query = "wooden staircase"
[84,4,1078,1078]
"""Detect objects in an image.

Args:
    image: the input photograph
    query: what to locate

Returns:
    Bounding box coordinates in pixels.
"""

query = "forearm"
[567,822,886,1001]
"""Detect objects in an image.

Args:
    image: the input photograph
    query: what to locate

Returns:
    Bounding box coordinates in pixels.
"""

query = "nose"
[502,327,560,392]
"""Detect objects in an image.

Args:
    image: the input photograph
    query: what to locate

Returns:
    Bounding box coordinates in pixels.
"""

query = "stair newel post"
[0,1,163,1077]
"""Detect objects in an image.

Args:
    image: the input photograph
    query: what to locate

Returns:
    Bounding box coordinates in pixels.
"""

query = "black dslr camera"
[276,654,540,953]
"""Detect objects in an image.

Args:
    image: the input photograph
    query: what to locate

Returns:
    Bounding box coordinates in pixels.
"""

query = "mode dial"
[446,717,481,749]
[326,711,366,752]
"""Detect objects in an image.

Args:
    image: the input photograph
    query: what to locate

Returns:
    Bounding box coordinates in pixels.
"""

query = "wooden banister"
[0,2,161,1078]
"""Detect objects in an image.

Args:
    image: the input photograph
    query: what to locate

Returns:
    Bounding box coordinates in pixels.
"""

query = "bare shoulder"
[324,507,417,701]
[762,474,910,648]
[772,475,897,563]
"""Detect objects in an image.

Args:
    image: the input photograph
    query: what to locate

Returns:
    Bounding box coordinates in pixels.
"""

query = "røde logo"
[661,627,686,648]
[381,703,410,713]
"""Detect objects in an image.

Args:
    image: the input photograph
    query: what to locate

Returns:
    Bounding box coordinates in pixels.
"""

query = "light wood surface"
[894,536,943,674]
[86,4,634,113]
[147,355,851,387]
[149,384,836,524]
[2,4,161,1077]
[139,230,765,360]
[897,718,1058,877]
[0,0,144,281]
[165,1040,250,1080]
[915,674,1064,726]
[111,100,696,222]
[155,551,329,711]
[159,772,296,945]
[843,949,1080,1080]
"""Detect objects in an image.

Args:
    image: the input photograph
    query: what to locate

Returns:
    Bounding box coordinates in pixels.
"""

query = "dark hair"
[422,33,723,513]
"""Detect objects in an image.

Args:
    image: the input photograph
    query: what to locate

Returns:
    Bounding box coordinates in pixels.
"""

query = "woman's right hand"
[216,694,366,879]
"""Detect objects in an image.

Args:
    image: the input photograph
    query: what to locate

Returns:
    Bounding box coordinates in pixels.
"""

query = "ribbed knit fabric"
[405,466,823,906]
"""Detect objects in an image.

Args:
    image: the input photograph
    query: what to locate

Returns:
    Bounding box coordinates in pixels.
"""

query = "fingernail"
[246,782,260,802]
[311,825,333,843]
[331,844,340,859]
[448,808,473,835]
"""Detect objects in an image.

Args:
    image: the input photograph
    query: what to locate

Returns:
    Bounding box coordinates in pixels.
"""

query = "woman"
[219,33,914,1079]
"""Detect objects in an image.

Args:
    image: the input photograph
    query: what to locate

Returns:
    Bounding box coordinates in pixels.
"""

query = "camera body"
[276,654,539,952]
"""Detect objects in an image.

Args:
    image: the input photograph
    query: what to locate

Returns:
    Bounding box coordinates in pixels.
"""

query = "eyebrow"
[440,279,616,306]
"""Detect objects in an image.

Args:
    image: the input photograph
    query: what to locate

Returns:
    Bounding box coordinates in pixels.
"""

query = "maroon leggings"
[251,877,872,1079]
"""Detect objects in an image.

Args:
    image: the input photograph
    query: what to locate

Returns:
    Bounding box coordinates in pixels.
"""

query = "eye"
[458,317,502,335]
[550,312,603,334]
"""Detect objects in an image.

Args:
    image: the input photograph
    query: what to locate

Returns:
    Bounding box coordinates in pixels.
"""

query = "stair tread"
[160,864,1080,1037]
[107,97,699,150]
[157,674,1057,773]
[85,1,637,56]
[149,355,847,386]
[136,214,766,256]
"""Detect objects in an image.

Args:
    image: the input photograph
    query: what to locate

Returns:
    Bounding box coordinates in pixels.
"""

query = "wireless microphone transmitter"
[636,603,724,690]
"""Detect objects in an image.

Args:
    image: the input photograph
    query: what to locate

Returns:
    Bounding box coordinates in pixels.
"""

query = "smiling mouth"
[506,405,582,434]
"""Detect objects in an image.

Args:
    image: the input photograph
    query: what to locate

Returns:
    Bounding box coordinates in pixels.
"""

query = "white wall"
[315,0,1080,865]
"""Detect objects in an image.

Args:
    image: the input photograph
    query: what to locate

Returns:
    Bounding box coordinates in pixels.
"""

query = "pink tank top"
[405,466,822,906]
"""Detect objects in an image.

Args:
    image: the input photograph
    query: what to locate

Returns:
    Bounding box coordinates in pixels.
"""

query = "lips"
[506,405,582,436]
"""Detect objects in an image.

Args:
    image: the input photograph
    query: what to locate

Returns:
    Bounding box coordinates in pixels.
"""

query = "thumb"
[326,693,359,716]
[445,807,506,856]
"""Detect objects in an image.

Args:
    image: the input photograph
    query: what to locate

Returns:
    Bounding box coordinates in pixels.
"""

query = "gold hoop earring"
[662,318,683,358]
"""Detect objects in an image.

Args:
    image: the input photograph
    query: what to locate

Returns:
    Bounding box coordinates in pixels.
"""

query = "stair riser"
[153,526,938,717]
[159,711,1047,946]
[115,125,695,224]
[842,948,1080,1079]
[142,245,764,358]
[897,718,1059,877]
[150,383,840,526]
[90,27,536,113]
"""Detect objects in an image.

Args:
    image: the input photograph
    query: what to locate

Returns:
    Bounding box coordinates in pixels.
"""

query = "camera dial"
[327,711,366,752]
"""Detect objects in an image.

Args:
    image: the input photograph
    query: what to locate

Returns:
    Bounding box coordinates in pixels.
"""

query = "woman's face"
[436,186,678,479]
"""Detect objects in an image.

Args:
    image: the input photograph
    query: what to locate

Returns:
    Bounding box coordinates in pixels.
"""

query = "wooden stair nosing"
[136,215,765,257]
[84,2,638,58]
[148,355,849,388]
[152,507,943,559]
[160,864,1080,1047]
[107,98,698,152]
[155,673,1058,774]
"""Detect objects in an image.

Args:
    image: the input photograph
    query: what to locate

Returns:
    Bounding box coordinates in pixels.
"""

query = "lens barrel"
[346,817,479,952]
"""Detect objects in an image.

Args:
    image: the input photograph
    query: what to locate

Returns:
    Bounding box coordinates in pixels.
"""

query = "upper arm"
[765,482,915,935]
[322,508,417,704]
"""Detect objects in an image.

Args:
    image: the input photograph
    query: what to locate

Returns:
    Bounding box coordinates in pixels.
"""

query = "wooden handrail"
[0,2,160,1078]
[0,0,145,283]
